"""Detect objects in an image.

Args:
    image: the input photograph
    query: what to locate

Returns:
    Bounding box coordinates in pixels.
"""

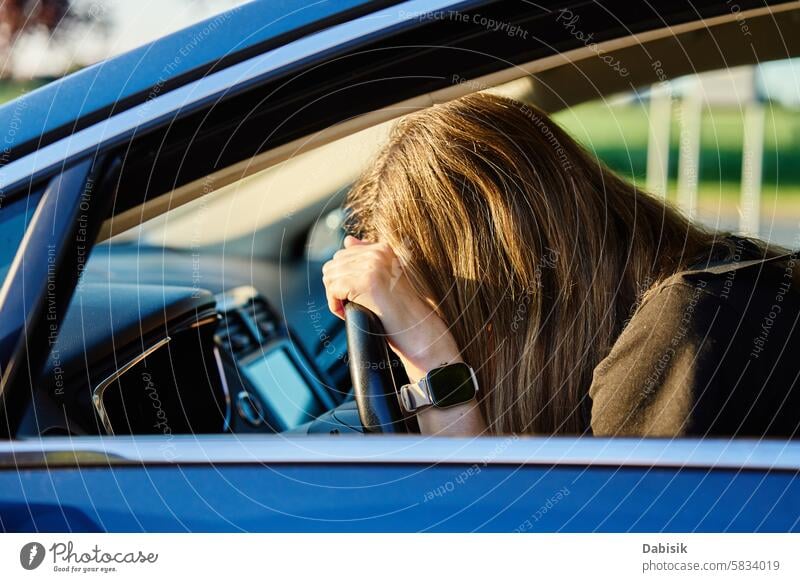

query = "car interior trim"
[213,345,233,433]
[0,436,797,471]
[96,0,800,242]
[92,336,172,435]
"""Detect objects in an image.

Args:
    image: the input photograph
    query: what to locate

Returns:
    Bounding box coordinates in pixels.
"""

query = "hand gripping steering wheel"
[344,302,409,433]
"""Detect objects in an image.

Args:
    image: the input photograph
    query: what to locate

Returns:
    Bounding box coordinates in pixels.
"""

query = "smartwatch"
[399,362,479,413]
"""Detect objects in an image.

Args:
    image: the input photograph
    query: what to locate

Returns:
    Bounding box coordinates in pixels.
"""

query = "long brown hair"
[346,92,733,435]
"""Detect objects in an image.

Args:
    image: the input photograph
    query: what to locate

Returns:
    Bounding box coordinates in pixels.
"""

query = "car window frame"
[1,0,798,443]
[0,157,118,437]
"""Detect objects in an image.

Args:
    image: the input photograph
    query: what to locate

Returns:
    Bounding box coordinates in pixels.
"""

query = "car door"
[0,0,798,533]
[1,436,797,532]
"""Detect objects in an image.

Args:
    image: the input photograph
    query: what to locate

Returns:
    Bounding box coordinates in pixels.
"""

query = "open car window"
[554,57,800,249]
[32,56,800,441]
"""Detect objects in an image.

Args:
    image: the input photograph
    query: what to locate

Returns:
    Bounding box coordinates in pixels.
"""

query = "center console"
[214,286,335,432]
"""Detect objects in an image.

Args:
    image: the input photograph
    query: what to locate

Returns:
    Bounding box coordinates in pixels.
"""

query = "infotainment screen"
[242,348,321,429]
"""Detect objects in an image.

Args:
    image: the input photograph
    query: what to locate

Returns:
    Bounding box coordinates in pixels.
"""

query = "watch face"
[427,363,476,408]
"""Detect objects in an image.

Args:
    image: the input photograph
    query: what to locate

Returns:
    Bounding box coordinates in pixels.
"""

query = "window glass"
[0,190,43,285]
[553,58,800,248]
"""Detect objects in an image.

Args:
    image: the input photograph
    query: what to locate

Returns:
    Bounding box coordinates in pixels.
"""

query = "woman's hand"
[322,236,461,382]
[323,236,486,436]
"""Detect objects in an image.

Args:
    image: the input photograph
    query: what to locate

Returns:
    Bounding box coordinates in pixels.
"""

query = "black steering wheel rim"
[344,302,408,433]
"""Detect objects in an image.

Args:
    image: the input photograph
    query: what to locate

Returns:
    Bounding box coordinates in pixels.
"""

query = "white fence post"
[739,100,765,237]
[677,86,703,220]
[646,84,672,199]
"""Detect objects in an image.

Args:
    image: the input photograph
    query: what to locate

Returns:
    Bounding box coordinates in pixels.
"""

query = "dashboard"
[213,285,337,432]
[23,242,362,437]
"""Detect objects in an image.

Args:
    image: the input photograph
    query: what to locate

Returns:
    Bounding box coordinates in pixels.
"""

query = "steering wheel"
[344,302,408,433]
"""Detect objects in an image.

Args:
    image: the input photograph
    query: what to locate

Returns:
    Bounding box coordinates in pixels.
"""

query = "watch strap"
[399,377,432,412]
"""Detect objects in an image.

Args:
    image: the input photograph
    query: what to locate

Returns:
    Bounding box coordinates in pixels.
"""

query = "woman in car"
[322,92,800,438]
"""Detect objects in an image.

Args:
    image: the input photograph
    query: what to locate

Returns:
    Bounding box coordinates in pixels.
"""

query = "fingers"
[343,235,369,248]
[323,248,366,320]
[326,242,395,274]
[322,237,401,320]
[333,242,395,267]
[323,255,385,317]
[323,266,344,319]
[327,294,345,320]
[323,271,359,321]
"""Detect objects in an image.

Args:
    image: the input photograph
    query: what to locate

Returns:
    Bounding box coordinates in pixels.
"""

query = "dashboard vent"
[217,311,254,356]
[246,297,278,343]
[214,289,282,357]
[214,288,289,362]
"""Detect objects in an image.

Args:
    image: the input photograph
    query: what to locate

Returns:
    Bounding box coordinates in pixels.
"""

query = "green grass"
[0,79,49,103]
[553,100,800,189]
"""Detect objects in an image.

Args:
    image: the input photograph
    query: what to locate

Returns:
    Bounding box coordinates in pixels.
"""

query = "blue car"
[0,0,798,532]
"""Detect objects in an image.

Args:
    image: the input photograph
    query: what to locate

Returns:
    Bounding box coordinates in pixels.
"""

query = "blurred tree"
[0,0,108,78]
